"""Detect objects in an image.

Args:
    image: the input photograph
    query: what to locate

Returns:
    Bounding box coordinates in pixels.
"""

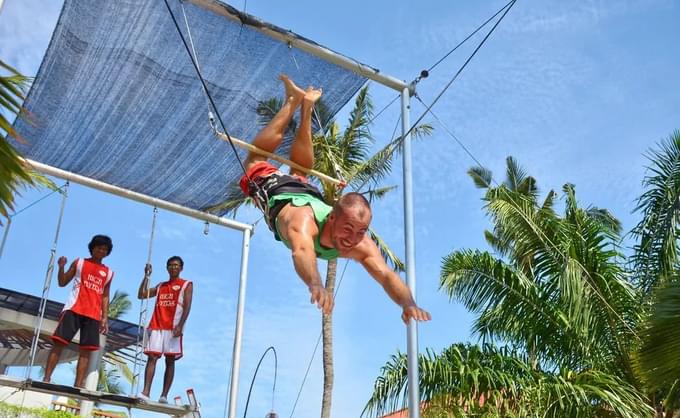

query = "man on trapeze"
[239,75,430,324]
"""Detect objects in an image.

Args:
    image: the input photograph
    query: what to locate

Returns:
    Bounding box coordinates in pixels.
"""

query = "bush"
[0,402,76,418]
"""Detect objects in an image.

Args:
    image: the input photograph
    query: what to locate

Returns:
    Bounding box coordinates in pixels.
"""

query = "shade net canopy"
[11,0,368,215]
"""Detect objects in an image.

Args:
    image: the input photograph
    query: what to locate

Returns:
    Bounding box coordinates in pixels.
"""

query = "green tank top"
[271,192,340,261]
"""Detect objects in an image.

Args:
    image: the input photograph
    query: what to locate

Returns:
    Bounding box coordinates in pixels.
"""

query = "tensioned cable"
[352,0,515,150]
[413,95,487,171]
[420,0,516,78]
[395,0,518,160]
[180,1,212,114]
[8,183,68,219]
[0,183,68,259]
[366,93,400,127]
[162,0,254,186]
[348,0,517,194]
[288,259,350,418]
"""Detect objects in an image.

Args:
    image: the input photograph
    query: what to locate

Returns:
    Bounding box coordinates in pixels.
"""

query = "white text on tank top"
[63,258,114,320]
[149,278,189,330]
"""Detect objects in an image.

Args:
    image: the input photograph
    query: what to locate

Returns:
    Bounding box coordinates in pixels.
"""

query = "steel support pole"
[0,217,11,259]
[401,87,420,418]
[226,227,251,418]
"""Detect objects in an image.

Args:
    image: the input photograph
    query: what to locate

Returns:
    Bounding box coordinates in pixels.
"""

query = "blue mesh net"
[11,0,367,215]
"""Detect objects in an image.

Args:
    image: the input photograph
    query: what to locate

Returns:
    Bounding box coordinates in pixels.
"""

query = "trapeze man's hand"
[309,284,334,315]
[401,304,431,325]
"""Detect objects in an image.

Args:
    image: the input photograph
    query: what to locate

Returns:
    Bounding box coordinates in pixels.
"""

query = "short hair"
[88,235,113,255]
[335,192,371,219]
[167,256,184,267]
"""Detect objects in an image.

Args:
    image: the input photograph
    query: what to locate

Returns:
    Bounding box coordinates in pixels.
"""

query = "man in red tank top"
[43,235,114,388]
[137,256,193,404]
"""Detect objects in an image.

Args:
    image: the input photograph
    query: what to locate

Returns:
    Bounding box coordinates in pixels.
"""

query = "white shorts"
[144,329,183,359]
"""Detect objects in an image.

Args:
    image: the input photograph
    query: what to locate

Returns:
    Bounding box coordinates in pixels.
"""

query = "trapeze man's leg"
[289,86,322,179]
[245,75,305,170]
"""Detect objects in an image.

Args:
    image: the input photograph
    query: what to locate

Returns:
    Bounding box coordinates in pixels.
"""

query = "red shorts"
[239,161,307,196]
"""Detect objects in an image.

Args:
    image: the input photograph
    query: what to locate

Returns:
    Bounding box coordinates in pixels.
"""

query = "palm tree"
[365,157,653,417]
[632,131,680,412]
[209,85,432,417]
[364,343,651,418]
[0,59,55,224]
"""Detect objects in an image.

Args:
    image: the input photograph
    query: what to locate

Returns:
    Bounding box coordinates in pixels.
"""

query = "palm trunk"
[321,259,337,418]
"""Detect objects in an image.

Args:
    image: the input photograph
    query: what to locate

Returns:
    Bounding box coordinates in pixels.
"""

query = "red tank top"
[148,278,190,330]
[63,258,114,320]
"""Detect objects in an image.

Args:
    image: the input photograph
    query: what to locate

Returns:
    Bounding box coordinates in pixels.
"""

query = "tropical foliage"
[99,290,134,395]
[366,132,680,418]
[0,401,77,418]
[0,59,56,224]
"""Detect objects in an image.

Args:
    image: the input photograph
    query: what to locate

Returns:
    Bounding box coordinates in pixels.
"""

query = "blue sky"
[1,0,679,417]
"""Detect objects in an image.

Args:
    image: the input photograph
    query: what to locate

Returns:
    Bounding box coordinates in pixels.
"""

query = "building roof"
[0,287,139,366]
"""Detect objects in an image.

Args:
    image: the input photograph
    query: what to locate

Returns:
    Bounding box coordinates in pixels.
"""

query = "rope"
[162,0,255,188]
[288,259,350,417]
[180,0,213,118]
[418,0,517,80]
[242,346,278,418]
[131,206,158,396]
[366,93,400,127]
[26,181,69,378]
[400,0,518,153]
[347,0,518,195]
[0,183,68,260]
[413,95,488,170]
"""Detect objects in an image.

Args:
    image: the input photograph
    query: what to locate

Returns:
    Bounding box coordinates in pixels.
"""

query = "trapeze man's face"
[330,207,371,252]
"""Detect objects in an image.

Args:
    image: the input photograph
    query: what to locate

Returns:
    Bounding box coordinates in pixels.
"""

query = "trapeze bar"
[23,159,254,233]
[0,375,197,415]
[214,132,346,187]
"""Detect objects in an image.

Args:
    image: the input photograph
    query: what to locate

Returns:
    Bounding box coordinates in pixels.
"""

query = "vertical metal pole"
[0,217,11,259]
[401,87,420,418]
[227,228,251,418]
[27,181,69,378]
[80,334,106,417]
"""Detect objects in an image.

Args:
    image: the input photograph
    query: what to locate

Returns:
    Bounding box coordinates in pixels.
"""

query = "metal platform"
[0,375,199,416]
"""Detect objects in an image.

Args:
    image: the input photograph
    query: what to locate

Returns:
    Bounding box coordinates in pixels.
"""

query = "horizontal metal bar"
[0,376,197,415]
[189,0,409,92]
[214,132,345,187]
[24,159,253,233]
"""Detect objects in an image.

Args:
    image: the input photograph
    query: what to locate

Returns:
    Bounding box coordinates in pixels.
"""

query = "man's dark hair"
[167,256,184,267]
[88,235,113,255]
[335,192,371,218]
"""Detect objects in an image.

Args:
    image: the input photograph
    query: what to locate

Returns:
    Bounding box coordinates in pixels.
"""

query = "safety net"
[11,0,368,215]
